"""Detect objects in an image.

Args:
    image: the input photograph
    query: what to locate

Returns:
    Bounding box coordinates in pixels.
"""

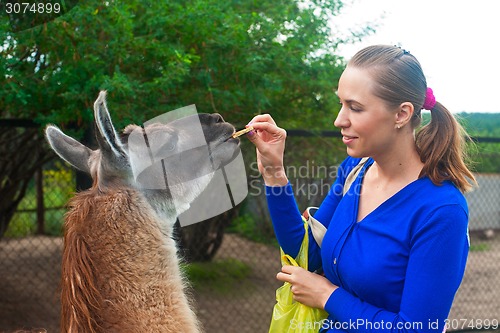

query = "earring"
[396,124,401,129]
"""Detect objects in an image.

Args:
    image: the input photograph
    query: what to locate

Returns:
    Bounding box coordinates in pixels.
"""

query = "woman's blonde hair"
[349,45,476,192]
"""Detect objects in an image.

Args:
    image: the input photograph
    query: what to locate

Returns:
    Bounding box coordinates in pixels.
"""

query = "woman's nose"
[334,108,349,128]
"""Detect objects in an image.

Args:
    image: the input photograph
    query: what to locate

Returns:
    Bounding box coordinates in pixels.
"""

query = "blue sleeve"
[265,157,360,271]
[265,183,305,260]
[324,204,469,333]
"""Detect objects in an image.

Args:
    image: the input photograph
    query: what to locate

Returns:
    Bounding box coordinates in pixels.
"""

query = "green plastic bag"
[269,220,328,333]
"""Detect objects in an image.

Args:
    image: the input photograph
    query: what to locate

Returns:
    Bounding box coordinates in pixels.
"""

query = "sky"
[331,0,500,113]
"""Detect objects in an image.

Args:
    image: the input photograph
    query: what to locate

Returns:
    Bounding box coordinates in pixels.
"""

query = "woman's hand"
[246,114,288,186]
[277,265,338,310]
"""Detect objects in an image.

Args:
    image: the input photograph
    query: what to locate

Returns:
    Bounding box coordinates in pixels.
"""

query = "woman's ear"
[395,102,414,129]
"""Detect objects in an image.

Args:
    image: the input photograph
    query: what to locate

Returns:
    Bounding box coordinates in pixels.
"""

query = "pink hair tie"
[423,87,436,110]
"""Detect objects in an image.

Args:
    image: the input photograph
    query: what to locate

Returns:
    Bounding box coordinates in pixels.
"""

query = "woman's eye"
[339,100,362,112]
[350,106,362,112]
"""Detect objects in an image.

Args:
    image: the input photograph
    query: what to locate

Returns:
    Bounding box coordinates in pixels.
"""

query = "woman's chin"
[346,148,365,159]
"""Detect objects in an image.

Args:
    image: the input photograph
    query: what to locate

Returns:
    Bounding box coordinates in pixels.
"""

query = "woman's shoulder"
[415,177,469,214]
[402,178,470,241]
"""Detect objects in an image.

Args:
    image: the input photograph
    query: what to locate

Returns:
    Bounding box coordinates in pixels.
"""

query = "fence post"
[35,167,45,235]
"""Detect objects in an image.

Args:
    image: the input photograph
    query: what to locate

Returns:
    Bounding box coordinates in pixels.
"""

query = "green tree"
[1,0,354,128]
[0,0,369,252]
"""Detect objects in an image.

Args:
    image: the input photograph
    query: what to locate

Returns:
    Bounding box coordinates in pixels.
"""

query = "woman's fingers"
[245,113,286,147]
[246,113,288,186]
[245,122,286,151]
[276,271,291,283]
[276,265,301,283]
[276,265,338,309]
[248,121,286,140]
[247,113,277,126]
[246,114,286,144]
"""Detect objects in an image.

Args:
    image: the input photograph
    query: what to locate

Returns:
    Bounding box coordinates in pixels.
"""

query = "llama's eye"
[162,133,178,153]
[165,142,176,151]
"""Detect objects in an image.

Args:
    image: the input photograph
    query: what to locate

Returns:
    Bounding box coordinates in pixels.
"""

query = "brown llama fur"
[46,91,239,332]
[61,186,200,333]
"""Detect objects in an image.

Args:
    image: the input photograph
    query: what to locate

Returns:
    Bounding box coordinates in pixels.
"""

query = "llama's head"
[46,91,240,219]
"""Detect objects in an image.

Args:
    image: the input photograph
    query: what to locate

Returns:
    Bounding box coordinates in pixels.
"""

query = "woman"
[246,45,476,332]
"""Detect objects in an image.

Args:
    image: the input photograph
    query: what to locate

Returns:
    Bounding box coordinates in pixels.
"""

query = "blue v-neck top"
[266,157,469,332]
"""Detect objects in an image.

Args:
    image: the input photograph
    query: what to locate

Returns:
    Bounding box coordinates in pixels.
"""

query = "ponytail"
[416,102,476,192]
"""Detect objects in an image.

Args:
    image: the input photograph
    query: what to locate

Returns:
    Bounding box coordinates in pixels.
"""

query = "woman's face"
[334,66,400,159]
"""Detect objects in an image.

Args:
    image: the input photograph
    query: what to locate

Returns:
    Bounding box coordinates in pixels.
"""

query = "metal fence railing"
[1,132,499,333]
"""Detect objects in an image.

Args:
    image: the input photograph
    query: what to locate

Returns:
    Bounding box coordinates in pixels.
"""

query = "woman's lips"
[342,134,357,145]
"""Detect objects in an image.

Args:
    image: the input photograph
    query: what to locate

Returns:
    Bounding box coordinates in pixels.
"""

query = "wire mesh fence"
[0,136,499,333]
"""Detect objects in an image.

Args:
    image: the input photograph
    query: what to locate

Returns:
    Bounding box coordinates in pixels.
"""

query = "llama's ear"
[93,91,126,159]
[45,125,92,173]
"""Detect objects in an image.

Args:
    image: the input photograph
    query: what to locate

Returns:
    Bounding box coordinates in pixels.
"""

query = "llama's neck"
[139,189,188,238]
[61,187,200,333]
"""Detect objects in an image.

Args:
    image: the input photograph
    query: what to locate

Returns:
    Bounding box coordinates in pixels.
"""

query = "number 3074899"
[5,2,61,14]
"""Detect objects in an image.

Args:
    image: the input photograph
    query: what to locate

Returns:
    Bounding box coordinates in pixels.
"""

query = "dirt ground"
[447,232,500,328]
[0,234,281,333]
[0,232,499,333]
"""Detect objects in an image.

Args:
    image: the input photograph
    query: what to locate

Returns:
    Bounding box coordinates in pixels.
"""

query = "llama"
[45,91,241,333]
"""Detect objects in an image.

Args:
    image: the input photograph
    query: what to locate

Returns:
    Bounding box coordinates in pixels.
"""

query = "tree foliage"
[456,113,500,174]
[1,0,353,131]
[457,112,500,137]
[0,0,370,249]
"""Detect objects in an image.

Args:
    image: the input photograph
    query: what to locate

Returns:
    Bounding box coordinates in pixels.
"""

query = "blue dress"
[266,157,469,332]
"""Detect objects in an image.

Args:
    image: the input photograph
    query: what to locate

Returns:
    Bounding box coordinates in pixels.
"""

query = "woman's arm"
[245,114,288,186]
[246,114,362,270]
[324,204,469,332]
[245,114,306,260]
[266,157,359,270]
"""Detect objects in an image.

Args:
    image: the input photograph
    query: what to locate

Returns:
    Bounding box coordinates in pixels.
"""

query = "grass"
[470,243,490,252]
[226,213,278,247]
[182,258,252,295]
